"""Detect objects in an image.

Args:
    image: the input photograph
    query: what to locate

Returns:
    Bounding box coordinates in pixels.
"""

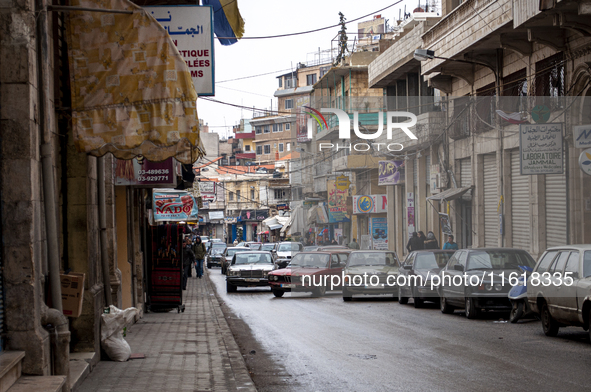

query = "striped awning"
[66,0,205,163]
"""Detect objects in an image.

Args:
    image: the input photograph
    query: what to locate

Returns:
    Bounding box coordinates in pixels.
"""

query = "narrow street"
[209,267,591,392]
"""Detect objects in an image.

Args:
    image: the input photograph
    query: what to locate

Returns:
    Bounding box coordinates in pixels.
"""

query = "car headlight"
[494,283,502,291]
[228,269,239,276]
[485,284,493,291]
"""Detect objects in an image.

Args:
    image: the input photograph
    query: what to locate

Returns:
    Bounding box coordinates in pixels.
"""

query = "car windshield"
[278,243,301,252]
[234,253,273,265]
[261,244,275,251]
[584,251,591,278]
[347,252,398,267]
[211,247,225,255]
[467,250,535,270]
[227,248,248,257]
[304,246,319,251]
[290,253,329,268]
[249,244,262,250]
[414,252,452,269]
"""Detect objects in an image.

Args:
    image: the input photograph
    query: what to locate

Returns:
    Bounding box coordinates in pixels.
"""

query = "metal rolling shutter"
[483,154,498,247]
[545,172,567,247]
[460,158,472,200]
[511,151,530,250]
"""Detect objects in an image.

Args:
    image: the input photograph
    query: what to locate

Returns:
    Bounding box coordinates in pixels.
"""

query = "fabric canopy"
[66,0,205,163]
[426,186,473,202]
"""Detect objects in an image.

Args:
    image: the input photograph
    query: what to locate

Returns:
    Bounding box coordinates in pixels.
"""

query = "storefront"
[353,195,388,249]
[239,209,269,242]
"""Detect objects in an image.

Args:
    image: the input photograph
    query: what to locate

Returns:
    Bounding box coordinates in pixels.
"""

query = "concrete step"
[7,376,66,392]
[0,351,25,392]
[68,358,90,392]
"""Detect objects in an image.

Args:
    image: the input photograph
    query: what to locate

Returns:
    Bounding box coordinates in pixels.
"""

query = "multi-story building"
[250,115,295,164]
[366,0,591,258]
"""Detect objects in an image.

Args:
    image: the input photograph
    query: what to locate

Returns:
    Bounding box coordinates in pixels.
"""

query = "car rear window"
[467,250,535,270]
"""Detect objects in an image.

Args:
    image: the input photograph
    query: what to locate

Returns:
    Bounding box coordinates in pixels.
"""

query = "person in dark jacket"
[193,236,207,279]
[406,232,424,252]
[182,237,195,290]
[424,231,439,250]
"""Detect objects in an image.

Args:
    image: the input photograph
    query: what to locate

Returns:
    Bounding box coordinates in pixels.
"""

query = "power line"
[216,68,294,84]
[213,1,404,40]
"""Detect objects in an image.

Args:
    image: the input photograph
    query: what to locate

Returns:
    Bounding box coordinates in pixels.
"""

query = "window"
[285,77,292,88]
[536,251,558,273]
[274,189,286,199]
[256,146,262,155]
[285,99,293,109]
[229,191,234,201]
[285,123,290,130]
[584,251,591,278]
[236,190,241,201]
[306,74,317,86]
[475,82,496,132]
[272,124,279,132]
[264,144,271,154]
[320,66,330,77]
[564,251,580,279]
[250,189,255,200]
[278,78,282,88]
[287,143,291,151]
[278,123,283,132]
[535,52,565,97]
[550,252,569,274]
[244,145,251,151]
[501,69,527,114]
[273,143,277,149]
[279,143,284,152]
[255,126,262,134]
[263,125,270,133]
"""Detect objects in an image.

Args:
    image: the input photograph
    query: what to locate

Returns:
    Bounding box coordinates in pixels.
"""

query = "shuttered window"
[511,151,530,250]
[483,154,498,247]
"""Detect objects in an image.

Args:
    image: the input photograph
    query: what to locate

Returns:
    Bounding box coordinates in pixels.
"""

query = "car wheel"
[509,300,524,323]
[343,287,352,301]
[440,294,454,314]
[398,289,409,305]
[226,282,237,293]
[272,289,285,298]
[541,302,559,337]
[313,285,326,297]
[413,287,424,309]
[465,296,479,319]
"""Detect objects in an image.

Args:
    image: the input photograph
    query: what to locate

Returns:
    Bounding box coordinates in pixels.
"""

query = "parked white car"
[527,245,591,340]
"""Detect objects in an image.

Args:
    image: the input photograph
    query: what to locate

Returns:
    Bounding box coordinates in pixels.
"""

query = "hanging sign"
[153,190,198,222]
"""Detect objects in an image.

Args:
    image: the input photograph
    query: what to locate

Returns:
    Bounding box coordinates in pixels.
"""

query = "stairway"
[0,351,66,392]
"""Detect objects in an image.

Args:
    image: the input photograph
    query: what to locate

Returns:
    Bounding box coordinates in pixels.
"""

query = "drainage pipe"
[42,306,70,392]
[98,157,113,306]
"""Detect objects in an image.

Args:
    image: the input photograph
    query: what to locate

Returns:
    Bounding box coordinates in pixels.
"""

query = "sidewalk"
[77,270,257,392]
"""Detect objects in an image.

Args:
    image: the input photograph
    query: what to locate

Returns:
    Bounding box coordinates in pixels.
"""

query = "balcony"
[332,155,381,172]
[421,0,513,75]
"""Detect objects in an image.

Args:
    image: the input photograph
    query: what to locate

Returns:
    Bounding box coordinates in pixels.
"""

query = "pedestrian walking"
[406,232,424,252]
[182,237,195,290]
[442,234,459,250]
[424,231,439,249]
[348,238,360,249]
[193,236,207,279]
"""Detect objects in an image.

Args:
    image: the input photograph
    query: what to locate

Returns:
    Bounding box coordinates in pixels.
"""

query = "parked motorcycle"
[508,265,535,323]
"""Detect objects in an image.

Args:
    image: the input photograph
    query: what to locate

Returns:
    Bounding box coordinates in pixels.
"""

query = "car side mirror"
[453,264,464,272]
[403,265,412,270]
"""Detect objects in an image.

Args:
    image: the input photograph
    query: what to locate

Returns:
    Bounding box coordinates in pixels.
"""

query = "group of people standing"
[406,231,459,252]
[182,235,207,290]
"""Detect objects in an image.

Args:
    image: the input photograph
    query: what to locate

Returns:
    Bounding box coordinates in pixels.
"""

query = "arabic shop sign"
[353,195,387,214]
[519,123,563,175]
[145,5,215,96]
[574,125,591,148]
[335,175,351,191]
[327,179,350,223]
[239,210,269,221]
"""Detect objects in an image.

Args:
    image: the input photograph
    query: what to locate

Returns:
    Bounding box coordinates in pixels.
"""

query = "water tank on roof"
[413,7,425,12]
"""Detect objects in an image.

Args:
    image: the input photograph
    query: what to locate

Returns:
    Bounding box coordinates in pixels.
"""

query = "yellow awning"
[66,0,205,163]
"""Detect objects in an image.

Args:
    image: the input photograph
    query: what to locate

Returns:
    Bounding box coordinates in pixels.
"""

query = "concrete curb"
[204,270,257,392]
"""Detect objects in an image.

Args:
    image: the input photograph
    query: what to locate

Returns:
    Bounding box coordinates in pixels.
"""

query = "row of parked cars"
[217,240,591,342]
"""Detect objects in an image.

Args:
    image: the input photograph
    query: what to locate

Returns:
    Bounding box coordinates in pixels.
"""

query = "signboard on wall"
[378,160,404,185]
[371,217,388,250]
[574,125,591,148]
[115,157,177,187]
[327,179,350,223]
[353,195,387,214]
[519,123,563,175]
[199,181,216,202]
[145,5,215,96]
[407,192,415,238]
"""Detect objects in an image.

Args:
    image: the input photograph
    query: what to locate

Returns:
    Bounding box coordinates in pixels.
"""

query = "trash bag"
[100,305,138,362]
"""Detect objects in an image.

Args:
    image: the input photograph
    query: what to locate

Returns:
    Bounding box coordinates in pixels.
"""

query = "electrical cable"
[213,1,404,40]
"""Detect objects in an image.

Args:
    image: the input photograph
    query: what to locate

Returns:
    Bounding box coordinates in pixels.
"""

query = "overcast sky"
[196,0,437,139]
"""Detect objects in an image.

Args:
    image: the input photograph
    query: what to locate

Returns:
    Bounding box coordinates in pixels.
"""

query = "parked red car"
[268,251,350,297]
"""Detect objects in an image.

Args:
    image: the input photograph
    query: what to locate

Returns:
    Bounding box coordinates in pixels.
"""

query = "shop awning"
[66,0,205,164]
[426,186,474,202]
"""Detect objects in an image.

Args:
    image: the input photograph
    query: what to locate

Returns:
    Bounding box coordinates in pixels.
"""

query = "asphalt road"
[208,267,591,392]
